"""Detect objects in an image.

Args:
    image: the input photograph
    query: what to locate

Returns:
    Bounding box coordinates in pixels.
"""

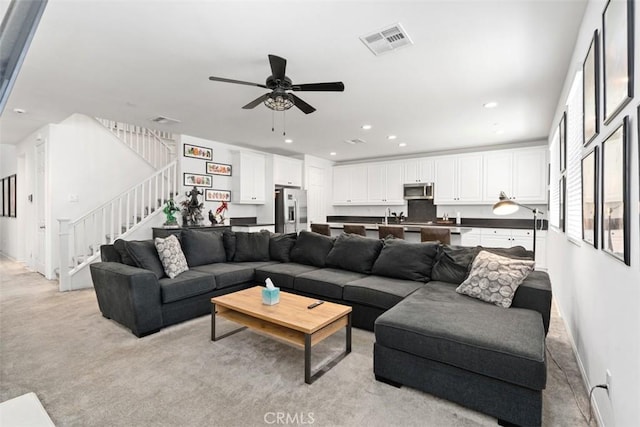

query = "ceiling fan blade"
[242,93,271,109]
[268,54,287,82]
[209,76,267,89]
[290,93,316,114]
[292,82,345,92]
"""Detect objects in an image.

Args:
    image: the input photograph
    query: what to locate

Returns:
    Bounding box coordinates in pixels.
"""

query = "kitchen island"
[325,222,472,244]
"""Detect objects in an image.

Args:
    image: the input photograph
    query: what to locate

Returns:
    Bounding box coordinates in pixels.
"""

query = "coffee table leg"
[304,313,352,385]
[211,303,216,341]
[305,334,312,384]
[346,313,352,354]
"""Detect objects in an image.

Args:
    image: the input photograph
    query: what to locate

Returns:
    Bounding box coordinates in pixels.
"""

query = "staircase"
[58,119,179,291]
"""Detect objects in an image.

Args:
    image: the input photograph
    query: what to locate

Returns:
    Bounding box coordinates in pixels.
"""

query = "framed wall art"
[583,30,600,146]
[559,111,567,172]
[206,162,232,176]
[559,176,566,232]
[0,178,4,216]
[602,0,634,124]
[601,116,630,265]
[183,173,212,188]
[582,147,598,247]
[183,143,212,160]
[8,174,16,217]
[205,189,231,202]
[3,177,10,216]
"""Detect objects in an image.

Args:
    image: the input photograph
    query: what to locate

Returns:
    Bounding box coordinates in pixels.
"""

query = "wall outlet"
[605,369,612,395]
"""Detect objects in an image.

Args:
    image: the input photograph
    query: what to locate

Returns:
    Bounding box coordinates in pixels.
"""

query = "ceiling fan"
[208,54,344,114]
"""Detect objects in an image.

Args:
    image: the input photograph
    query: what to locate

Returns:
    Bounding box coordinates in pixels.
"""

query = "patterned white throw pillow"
[455,250,534,308]
[154,234,189,279]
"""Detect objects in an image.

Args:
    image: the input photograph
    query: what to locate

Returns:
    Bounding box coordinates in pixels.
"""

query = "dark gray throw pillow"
[290,230,335,267]
[431,245,480,284]
[269,232,297,262]
[125,240,166,279]
[222,230,236,261]
[233,231,271,262]
[371,239,439,282]
[113,239,135,266]
[482,245,533,260]
[180,229,227,267]
[325,233,383,274]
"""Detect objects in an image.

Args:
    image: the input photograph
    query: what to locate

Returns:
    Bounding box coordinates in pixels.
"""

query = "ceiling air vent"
[360,23,413,56]
[150,116,181,125]
[344,138,366,145]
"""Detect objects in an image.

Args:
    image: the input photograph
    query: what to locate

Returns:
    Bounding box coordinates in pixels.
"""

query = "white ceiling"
[0,0,587,162]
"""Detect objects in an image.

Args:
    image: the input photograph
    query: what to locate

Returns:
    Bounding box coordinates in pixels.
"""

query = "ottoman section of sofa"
[192,261,277,290]
[375,283,546,391]
[159,270,217,304]
[343,276,425,310]
[254,262,320,290]
[294,268,367,300]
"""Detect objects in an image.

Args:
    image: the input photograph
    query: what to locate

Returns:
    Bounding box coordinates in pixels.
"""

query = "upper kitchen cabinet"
[232,151,266,204]
[483,147,547,204]
[332,164,368,205]
[367,162,404,205]
[273,155,303,187]
[434,154,483,204]
[403,158,434,183]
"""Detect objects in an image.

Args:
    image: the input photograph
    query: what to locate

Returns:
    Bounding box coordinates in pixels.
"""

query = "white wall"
[0,144,18,258]
[546,1,639,426]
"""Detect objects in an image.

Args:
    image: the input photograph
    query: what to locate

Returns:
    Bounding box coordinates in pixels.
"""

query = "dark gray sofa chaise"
[89,229,551,426]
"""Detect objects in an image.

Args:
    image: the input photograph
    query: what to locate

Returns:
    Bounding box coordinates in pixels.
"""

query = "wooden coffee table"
[211,286,352,384]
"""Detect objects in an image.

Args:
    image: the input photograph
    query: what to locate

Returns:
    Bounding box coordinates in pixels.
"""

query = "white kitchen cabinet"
[332,165,368,205]
[460,228,482,246]
[368,162,404,205]
[479,228,547,270]
[434,154,483,204]
[403,158,434,183]
[483,147,547,204]
[273,155,302,187]
[232,151,266,204]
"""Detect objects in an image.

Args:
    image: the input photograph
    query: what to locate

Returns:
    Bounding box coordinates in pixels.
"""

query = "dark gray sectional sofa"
[90,228,552,426]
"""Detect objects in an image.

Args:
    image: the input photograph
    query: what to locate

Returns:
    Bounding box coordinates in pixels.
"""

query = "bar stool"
[310,223,332,236]
[420,226,451,244]
[343,224,367,236]
[378,225,405,240]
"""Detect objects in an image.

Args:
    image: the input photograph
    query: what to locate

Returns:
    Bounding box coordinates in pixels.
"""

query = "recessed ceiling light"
[12,108,26,114]
[284,139,293,144]
[398,143,407,147]
[361,124,372,130]
[483,102,498,109]
[387,135,397,140]
[330,152,337,156]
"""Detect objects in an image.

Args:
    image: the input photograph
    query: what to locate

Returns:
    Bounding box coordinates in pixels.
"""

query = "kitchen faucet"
[384,207,391,225]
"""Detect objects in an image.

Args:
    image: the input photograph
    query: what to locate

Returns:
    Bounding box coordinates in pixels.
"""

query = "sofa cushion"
[456,250,535,308]
[375,283,546,390]
[289,230,335,267]
[431,245,479,284]
[371,239,439,282]
[222,230,236,261]
[233,230,271,262]
[126,240,166,279]
[254,262,320,290]
[343,276,425,310]
[180,229,227,267]
[325,233,383,274]
[154,235,189,279]
[159,270,216,304]
[294,268,366,300]
[269,232,297,262]
[113,239,135,266]
[191,261,274,290]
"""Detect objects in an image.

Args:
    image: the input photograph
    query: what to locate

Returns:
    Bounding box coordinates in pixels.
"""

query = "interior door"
[35,142,46,276]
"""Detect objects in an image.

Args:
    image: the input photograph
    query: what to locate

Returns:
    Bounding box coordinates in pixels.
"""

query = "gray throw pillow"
[126,240,166,279]
[371,239,439,282]
[233,231,270,262]
[113,239,136,266]
[456,250,535,308]
[290,230,335,267]
[325,233,383,274]
[269,232,297,262]
[431,245,480,284]
[222,230,236,261]
[180,229,227,267]
[154,234,189,279]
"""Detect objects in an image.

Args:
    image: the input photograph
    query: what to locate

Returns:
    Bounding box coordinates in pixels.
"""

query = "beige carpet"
[0,256,593,426]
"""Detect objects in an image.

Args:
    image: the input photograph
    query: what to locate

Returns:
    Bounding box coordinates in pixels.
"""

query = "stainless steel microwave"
[403,183,434,200]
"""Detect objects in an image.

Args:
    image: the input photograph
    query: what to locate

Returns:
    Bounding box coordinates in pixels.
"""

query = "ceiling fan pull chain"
[283,110,286,136]
[271,110,275,132]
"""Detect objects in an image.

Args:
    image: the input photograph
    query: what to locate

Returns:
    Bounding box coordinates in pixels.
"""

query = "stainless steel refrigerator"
[275,187,307,234]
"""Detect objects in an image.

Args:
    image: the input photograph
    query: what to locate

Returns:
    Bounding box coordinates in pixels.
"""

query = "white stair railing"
[95,118,175,169]
[58,160,178,290]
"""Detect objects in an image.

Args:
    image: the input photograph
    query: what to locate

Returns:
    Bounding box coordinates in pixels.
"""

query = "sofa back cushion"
[269,232,297,262]
[233,230,271,262]
[180,229,227,267]
[431,245,479,284]
[290,230,335,267]
[371,239,439,282]
[113,239,136,266]
[325,233,383,274]
[126,240,166,279]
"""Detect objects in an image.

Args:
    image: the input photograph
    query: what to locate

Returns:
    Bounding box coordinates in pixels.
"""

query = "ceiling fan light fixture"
[264,93,294,111]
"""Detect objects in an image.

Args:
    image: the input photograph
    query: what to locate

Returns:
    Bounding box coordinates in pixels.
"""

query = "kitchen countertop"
[326,222,472,234]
